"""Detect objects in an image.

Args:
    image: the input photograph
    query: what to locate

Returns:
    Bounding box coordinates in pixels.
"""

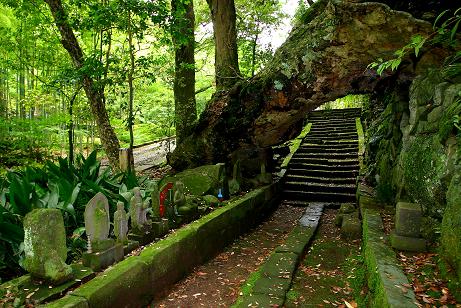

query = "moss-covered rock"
[441,168,461,281]
[159,164,226,196]
[23,209,73,285]
[400,135,447,218]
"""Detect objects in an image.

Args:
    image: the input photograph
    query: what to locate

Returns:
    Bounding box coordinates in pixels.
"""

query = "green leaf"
[391,59,402,71]
[451,19,460,41]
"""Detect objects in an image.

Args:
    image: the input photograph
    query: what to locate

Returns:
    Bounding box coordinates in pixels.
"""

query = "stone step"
[307,132,358,138]
[284,181,356,194]
[298,144,359,155]
[285,174,357,184]
[283,190,356,203]
[309,118,357,123]
[290,157,359,165]
[303,140,358,146]
[288,168,359,178]
[304,136,358,142]
[298,144,358,151]
[309,128,358,135]
[288,161,359,171]
[295,152,358,159]
[304,138,358,143]
[308,108,361,117]
[310,123,357,129]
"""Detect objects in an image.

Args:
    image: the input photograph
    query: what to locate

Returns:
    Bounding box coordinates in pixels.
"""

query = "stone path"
[101,137,176,172]
[283,108,361,205]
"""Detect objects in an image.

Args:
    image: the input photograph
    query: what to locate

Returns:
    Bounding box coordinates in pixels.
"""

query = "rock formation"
[169,0,437,170]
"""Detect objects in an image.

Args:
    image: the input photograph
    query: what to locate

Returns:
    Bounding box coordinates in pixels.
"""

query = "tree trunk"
[171,0,197,144]
[206,0,241,91]
[168,0,438,170]
[44,0,120,168]
[127,10,135,152]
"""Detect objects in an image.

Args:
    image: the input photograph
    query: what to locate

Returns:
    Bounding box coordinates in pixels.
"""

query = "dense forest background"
[0,0,294,170]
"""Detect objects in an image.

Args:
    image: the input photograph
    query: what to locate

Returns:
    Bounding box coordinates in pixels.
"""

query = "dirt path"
[285,209,363,307]
[100,138,176,171]
[150,203,305,308]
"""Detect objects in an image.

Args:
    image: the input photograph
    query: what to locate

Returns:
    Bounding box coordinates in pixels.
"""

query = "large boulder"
[168,0,435,170]
[159,164,226,197]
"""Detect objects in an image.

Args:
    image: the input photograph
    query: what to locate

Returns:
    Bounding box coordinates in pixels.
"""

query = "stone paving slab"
[233,203,324,307]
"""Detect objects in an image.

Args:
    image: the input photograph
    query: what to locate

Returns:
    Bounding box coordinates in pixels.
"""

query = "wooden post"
[119,148,134,172]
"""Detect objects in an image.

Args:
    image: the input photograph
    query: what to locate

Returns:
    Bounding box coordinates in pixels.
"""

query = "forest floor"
[150,203,305,307]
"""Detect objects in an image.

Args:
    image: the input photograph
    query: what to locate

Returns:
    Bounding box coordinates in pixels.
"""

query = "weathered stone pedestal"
[390,202,426,252]
[82,240,124,271]
[123,240,140,255]
[152,219,169,238]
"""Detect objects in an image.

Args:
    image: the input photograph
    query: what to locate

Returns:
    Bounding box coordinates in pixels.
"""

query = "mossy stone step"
[287,168,359,178]
[252,276,291,298]
[290,157,359,165]
[235,294,284,307]
[284,181,356,193]
[285,174,357,184]
[283,190,356,203]
[307,132,358,138]
[296,149,358,155]
[261,252,299,278]
[288,161,359,171]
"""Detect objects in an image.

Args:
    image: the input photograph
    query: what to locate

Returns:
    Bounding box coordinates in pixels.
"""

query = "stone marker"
[114,202,128,245]
[228,160,241,195]
[130,187,150,233]
[150,180,161,220]
[119,148,134,172]
[84,192,112,252]
[23,209,73,284]
[149,181,169,239]
[395,202,422,237]
[174,181,198,223]
[83,193,123,271]
[390,202,426,252]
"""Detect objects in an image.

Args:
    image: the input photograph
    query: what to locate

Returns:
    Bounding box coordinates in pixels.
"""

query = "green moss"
[401,136,447,218]
[441,169,461,283]
[438,97,461,142]
[71,258,151,308]
[286,290,299,301]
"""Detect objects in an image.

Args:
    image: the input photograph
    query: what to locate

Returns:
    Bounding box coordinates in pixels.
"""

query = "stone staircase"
[283,108,361,206]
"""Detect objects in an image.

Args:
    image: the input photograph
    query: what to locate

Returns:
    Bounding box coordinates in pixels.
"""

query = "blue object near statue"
[218,189,223,202]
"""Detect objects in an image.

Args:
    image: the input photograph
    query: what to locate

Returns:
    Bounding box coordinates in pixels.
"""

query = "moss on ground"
[285,234,361,307]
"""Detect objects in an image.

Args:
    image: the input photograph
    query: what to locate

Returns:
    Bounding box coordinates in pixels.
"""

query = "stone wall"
[364,67,461,284]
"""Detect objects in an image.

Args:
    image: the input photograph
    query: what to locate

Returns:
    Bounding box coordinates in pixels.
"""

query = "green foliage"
[235,0,286,77]
[319,94,368,110]
[0,151,134,279]
[369,7,461,76]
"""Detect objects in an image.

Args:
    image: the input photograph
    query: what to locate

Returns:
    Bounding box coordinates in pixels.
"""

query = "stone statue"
[229,160,241,195]
[114,202,128,245]
[150,181,161,221]
[130,187,150,232]
[173,181,186,208]
[84,192,111,252]
[23,209,73,284]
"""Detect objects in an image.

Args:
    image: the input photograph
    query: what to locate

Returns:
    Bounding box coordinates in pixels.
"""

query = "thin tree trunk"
[172,0,196,143]
[206,0,240,91]
[44,0,120,168]
[127,10,135,152]
[251,32,259,77]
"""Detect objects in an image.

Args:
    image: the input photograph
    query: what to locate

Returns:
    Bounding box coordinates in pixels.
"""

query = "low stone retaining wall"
[362,209,417,308]
[44,183,280,308]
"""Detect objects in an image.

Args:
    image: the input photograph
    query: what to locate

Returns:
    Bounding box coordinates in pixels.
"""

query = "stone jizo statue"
[114,201,128,245]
